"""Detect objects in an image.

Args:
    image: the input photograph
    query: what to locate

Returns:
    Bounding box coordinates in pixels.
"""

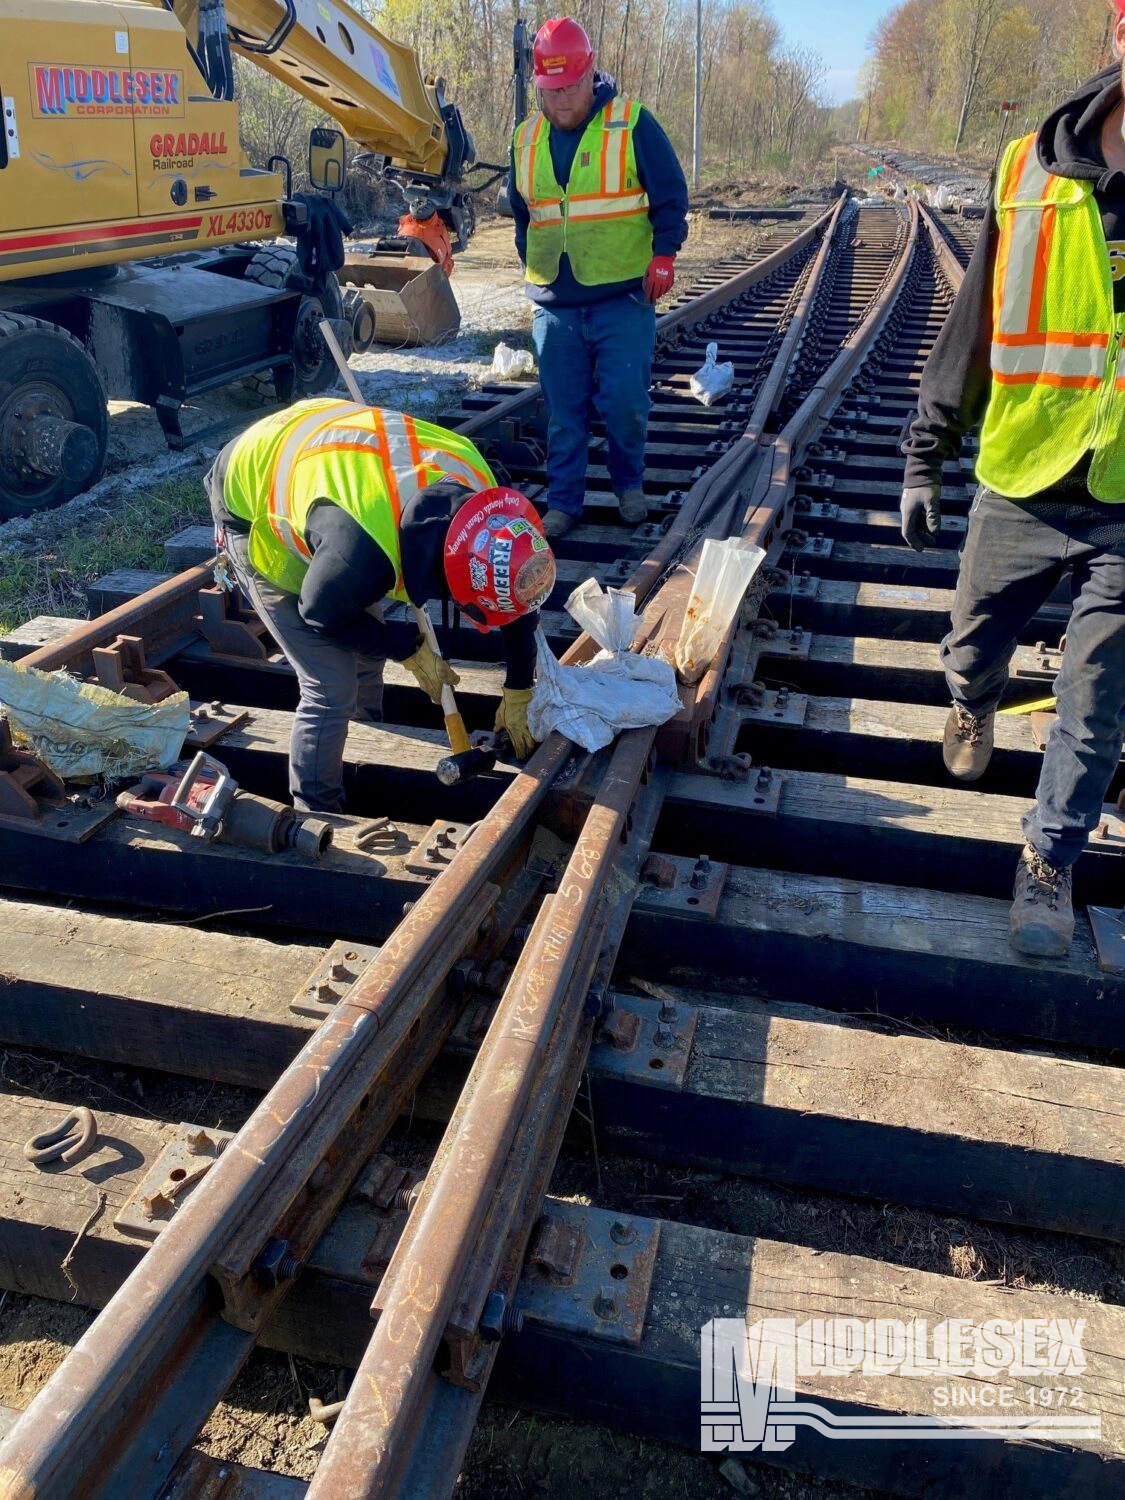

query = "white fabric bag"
[528,581,682,752]
[689,341,735,406]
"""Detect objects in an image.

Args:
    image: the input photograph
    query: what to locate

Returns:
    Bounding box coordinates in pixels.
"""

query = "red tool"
[117,753,333,859]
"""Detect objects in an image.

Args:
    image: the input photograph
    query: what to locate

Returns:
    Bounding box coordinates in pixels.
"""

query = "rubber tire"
[0,313,108,518]
[241,246,345,402]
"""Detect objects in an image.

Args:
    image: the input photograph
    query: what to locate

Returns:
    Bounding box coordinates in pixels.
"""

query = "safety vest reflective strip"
[601,96,631,195]
[991,138,1110,388]
[518,115,562,226]
[268,401,367,561]
[277,408,491,595]
[514,100,649,224]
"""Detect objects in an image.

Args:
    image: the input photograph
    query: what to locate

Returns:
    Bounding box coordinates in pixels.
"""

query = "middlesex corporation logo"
[701,1317,1100,1449]
[31,64,185,119]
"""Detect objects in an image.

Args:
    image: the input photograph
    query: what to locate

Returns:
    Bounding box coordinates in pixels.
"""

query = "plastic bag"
[0,659,190,780]
[674,537,766,683]
[489,341,535,379]
[689,342,735,407]
[930,183,957,211]
[527,582,682,752]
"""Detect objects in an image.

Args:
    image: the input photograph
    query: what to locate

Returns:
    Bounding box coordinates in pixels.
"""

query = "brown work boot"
[541,509,577,539]
[942,704,994,781]
[1009,845,1074,959]
[617,489,649,525]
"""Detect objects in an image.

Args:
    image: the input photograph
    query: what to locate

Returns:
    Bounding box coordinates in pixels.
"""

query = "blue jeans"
[942,487,1125,867]
[531,291,656,516]
[208,466,384,813]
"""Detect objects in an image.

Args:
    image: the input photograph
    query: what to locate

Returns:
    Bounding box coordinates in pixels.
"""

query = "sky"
[771,0,890,105]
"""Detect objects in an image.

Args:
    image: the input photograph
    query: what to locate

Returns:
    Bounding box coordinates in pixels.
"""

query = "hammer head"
[436,745,498,786]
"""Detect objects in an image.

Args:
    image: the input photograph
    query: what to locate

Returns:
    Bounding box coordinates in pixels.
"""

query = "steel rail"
[308,728,658,1496]
[917,198,968,293]
[0,199,872,1500]
[623,192,849,611]
[305,202,922,1500]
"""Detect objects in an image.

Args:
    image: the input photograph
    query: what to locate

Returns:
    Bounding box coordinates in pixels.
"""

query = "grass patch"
[0,472,209,636]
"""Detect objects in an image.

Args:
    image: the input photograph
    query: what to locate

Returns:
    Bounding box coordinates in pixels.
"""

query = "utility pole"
[692,0,702,189]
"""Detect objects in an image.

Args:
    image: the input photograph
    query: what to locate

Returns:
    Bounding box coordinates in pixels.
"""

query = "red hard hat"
[532,17,594,90]
[443,488,556,632]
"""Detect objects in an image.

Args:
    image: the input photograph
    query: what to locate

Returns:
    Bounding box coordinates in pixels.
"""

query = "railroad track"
[0,193,1121,1499]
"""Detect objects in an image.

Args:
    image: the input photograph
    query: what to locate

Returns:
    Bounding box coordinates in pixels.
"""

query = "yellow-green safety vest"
[222,398,497,598]
[977,132,1125,500]
[513,97,652,287]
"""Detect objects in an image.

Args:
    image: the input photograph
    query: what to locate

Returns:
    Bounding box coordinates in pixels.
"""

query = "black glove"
[900,485,942,551]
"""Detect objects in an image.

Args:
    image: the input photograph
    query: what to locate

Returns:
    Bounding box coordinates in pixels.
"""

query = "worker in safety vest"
[207,398,556,813]
[509,16,688,539]
[901,18,1125,959]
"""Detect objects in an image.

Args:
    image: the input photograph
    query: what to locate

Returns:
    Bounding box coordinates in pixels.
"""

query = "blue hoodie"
[508,71,689,307]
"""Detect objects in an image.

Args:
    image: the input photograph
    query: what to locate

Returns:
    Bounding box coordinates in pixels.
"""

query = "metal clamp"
[353,817,408,855]
[24,1107,98,1168]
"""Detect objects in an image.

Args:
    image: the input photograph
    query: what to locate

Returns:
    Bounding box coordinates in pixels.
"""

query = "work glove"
[643,255,676,303]
[899,484,942,551]
[401,638,460,706]
[494,686,537,759]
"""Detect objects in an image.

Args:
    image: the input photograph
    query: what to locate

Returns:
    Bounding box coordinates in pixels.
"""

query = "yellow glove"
[494,686,537,759]
[401,639,460,706]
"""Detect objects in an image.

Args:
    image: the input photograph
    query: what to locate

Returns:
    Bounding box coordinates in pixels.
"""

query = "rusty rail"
[0,196,919,1500]
[304,200,921,1498]
[917,197,969,294]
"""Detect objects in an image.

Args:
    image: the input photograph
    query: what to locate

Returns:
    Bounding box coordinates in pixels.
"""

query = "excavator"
[0,0,486,516]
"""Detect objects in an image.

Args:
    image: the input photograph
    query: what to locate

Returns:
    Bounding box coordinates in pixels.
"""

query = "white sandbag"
[689,341,735,407]
[674,537,766,683]
[527,581,682,752]
[0,658,190,780]
[489,341,535,379]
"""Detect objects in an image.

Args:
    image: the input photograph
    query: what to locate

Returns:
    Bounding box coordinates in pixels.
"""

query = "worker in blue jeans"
[509,16,689,538]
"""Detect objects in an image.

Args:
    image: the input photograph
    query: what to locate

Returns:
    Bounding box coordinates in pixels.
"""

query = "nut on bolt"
[449,961,482,996]
[480,1289,524,1343]
[252,1237,302,1289]
[584,984,612,1020]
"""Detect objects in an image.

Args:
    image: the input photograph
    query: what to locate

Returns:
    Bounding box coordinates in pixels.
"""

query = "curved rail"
[0,198,920,1500]
[304,203,921,1498]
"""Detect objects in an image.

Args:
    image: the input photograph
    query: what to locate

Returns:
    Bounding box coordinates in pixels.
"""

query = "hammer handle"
[414,606,473,756]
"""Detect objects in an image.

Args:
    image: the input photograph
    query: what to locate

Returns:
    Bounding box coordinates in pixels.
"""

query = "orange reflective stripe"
[993,372,1102,390]
[1027,201,1056,336]
[269,401,364,559]
[527,113,546,203]
[618,99,632,190]
[994,331,1109,348]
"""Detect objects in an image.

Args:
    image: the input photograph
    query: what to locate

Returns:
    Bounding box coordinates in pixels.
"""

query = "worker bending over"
[509,16,689,539]
[207,397,556,813]
[901,10,1125,958]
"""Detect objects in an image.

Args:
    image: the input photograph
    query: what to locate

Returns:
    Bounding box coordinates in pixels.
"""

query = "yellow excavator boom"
[166,0,474,186]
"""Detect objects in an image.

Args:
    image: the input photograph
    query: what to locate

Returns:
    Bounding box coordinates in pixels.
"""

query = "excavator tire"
[0,313,108,519]
[242,246,346,403]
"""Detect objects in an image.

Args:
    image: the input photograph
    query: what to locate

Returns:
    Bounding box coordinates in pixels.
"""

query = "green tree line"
[234,1,834,198]
[860,0,1116,153]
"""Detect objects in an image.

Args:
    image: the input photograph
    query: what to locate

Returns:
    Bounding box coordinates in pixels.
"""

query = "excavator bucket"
[340,252,462,347]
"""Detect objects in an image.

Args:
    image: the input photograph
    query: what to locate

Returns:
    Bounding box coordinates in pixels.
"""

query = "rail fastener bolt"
[479,1290,525,1343]
[253,1237,303,1288]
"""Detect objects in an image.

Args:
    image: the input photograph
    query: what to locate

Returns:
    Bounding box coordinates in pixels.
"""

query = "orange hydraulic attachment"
[397,213,455,276]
